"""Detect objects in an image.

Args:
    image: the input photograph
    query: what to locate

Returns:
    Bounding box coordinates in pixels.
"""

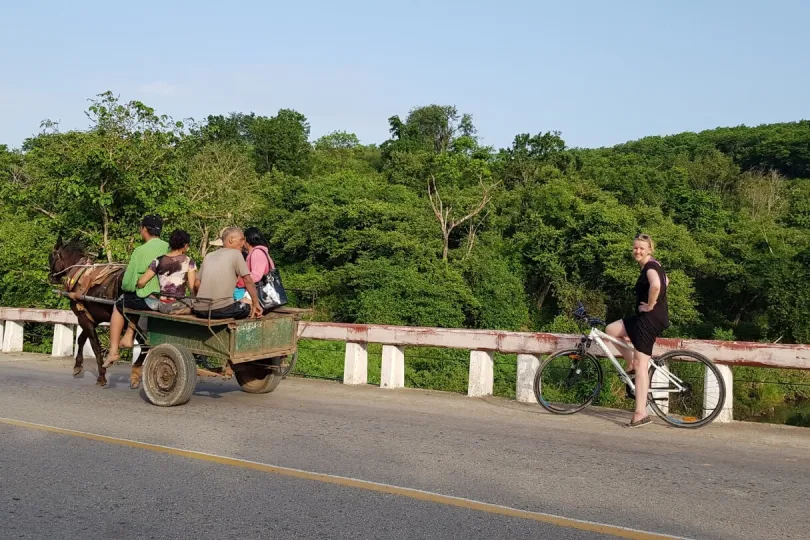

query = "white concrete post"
[649,362,669,415]
[380,344,405,389]
[516,354,540,403]
[0,321,4,349]
[52,324,75,357]
[1,321,24,352]
[468,350,494,397]
[343,342,368,385]
[705,363,733,423]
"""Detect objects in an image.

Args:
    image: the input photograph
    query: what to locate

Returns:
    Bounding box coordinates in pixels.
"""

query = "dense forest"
[2,91,809,345]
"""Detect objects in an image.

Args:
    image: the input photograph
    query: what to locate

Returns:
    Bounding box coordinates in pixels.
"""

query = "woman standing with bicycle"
[606,233,670,428]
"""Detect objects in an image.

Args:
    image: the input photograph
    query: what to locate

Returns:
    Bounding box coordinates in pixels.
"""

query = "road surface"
[1,353,808,539]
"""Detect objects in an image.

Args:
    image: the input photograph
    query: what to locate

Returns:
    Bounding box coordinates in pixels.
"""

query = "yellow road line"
[0,416,690,540]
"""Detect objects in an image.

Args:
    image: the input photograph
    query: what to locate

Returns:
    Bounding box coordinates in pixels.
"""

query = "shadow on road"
[134,378,243,404]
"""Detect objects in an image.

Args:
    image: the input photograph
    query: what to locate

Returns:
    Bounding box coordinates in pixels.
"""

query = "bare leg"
[605,319,635,372]
[631,351,651,422]
[105,307,126,365]
[120,325,136,349]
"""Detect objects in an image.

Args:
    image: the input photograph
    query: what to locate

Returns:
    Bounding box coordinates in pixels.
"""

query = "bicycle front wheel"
[534,348,603,414]
[647,349,726,428]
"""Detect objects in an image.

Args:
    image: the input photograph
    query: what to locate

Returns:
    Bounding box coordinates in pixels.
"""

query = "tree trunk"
[199,224,209,258]
[536,281,552,312]
[99,180,113,262]
[101,210,112,263]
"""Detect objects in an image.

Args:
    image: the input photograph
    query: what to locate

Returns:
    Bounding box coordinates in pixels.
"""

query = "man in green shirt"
[104,215,169,366]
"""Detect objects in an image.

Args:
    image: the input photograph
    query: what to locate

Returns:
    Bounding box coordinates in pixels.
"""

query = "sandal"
[624,416,652,428]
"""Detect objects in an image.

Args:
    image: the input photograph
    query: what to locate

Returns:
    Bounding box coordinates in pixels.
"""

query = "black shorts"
[115,292,152,314]
[622,314,664,356]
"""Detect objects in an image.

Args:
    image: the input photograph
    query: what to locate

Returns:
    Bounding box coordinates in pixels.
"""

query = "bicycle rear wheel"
[647,349,726,428]
[534,348,603,414]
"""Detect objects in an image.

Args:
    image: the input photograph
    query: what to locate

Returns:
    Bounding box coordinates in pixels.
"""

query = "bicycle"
[533,303,726,428]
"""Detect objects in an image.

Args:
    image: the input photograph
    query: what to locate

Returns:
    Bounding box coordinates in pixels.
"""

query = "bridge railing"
[3,307,810,424]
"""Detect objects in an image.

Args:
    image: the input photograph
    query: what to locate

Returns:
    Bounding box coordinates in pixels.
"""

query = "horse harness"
[63,258,126,323]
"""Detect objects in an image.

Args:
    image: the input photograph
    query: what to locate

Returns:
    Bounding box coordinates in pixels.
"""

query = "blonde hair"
[634,233,655,252]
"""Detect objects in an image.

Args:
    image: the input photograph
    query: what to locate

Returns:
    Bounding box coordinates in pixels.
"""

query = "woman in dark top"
[606,233,670,428]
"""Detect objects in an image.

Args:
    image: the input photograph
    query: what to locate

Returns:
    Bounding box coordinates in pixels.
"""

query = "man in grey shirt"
[193,227,262,319]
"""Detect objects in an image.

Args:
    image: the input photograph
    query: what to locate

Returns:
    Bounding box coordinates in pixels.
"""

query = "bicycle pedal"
[624,377,636,400]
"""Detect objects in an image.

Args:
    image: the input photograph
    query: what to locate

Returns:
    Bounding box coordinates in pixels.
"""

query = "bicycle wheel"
[647,349,726,428]
[534,348,603,414]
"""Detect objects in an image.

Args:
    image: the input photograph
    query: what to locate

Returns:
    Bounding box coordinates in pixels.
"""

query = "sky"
[1,0,808,151]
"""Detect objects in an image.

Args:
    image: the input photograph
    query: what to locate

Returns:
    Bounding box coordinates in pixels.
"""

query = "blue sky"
[2,0,808,150]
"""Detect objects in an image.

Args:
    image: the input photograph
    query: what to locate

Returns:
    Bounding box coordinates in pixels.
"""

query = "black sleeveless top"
[634,259,669,330]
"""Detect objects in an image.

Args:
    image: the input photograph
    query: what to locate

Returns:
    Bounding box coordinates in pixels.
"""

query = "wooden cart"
[125,307,308,407]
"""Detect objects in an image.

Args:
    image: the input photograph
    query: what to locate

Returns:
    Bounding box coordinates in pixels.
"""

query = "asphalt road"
[1,353,808,540]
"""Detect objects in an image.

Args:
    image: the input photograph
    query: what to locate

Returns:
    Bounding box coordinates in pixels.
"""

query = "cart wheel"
[234,361,282,394]
[143,344,197,407]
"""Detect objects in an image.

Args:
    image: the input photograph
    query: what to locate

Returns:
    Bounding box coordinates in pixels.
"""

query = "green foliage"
[332,258,476,327]
[0,210,58,308]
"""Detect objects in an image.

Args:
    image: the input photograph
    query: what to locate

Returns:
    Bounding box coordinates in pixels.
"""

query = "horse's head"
[49,236,88,284]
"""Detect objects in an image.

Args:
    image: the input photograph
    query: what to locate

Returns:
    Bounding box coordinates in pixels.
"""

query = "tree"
[17,91,181,261]
[250,109,312,176]
[428,171,499,261]
[315,131,360,150]
[175,142,262,257]
[383,104,477,156]
[740,169,787,255]
[500,131,567,186]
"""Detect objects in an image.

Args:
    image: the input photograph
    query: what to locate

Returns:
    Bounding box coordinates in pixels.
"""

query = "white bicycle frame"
[587,326,687,395]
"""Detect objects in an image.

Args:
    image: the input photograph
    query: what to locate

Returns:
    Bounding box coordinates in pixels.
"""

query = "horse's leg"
[73,328,87,377]
[85,327,107,386]
[73,312,97,377]
[130,350,147,390]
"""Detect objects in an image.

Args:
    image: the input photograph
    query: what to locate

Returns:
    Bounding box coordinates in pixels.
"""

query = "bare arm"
[187,269,198,295]
[137,268,156,289]
[242,275,262,318]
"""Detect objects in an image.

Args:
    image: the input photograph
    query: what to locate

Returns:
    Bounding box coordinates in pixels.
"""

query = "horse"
[49,238,145,388]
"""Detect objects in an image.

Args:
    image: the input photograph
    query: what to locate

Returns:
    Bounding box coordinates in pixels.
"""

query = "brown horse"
[49,238,145,387]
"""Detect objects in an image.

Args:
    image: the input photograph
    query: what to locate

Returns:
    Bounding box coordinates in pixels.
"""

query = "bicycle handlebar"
[572,301,605,327]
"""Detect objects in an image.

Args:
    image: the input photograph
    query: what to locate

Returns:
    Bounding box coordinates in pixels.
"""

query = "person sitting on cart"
[103,215,169,367]
[135,229,198,315]
[234,226,274,304]
[192,226,262,320]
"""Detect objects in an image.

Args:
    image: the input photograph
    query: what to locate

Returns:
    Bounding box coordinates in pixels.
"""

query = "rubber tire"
[280,351,298,379]
[143,344,197,407]
[234,361,282,394]
[647,349,726,429]
[534,348,603,415]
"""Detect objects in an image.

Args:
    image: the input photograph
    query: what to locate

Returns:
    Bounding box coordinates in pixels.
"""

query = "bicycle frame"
[585,327,687,395]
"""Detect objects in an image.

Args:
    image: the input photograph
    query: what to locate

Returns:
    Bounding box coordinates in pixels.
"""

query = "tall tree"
[17,91,181,261]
